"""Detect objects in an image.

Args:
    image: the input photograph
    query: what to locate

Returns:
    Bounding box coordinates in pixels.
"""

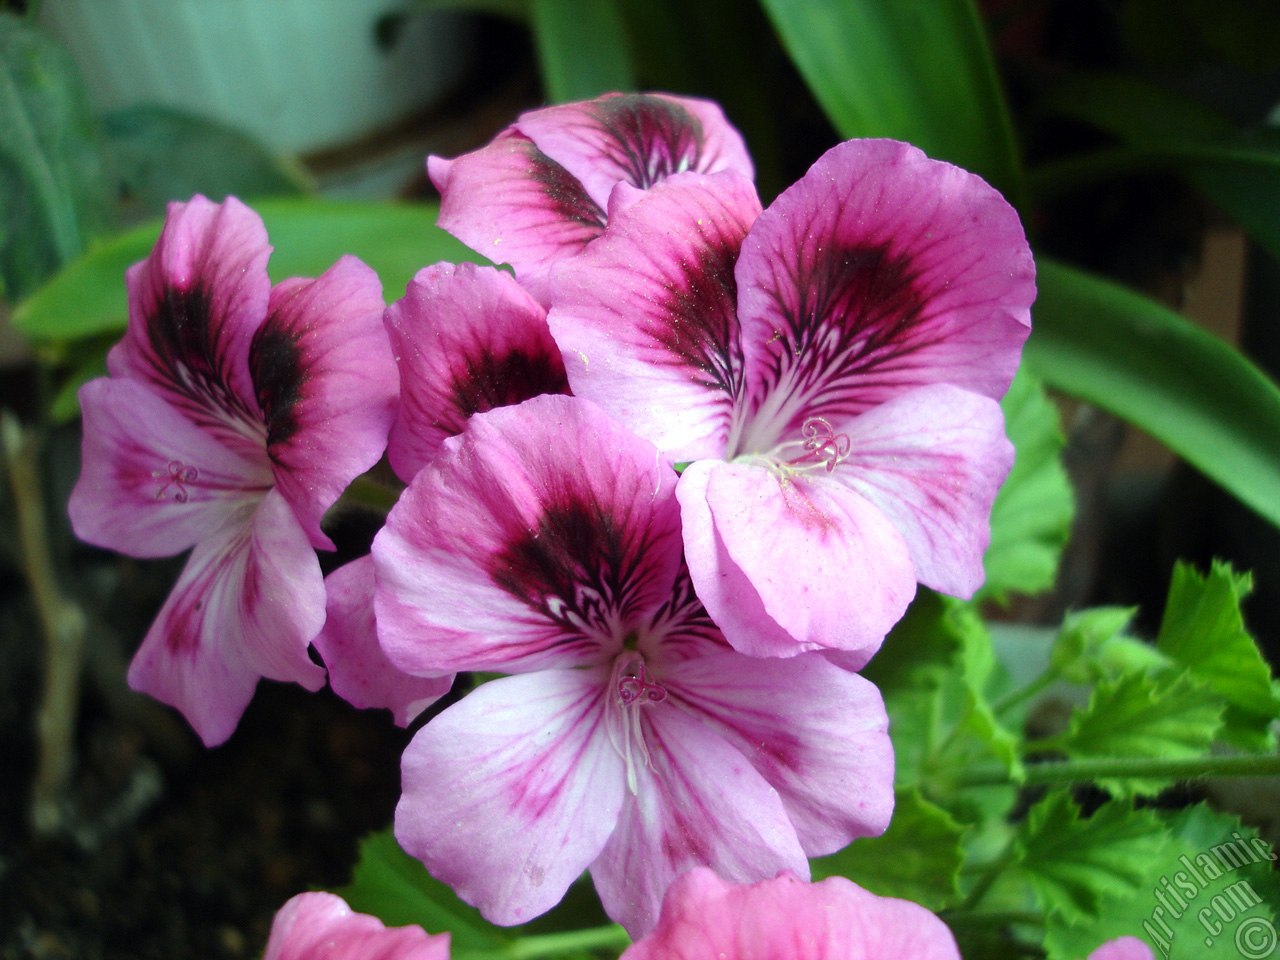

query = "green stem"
[992,670,1058,717]
[959,838,1018,912]
[960,752,1280,788]
[490,925,631,960]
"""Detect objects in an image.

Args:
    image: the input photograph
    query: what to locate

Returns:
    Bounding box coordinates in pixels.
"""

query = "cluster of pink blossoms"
[72,92,1044,945]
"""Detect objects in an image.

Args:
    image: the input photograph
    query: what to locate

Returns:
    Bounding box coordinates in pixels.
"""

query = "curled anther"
[799,417,852,472]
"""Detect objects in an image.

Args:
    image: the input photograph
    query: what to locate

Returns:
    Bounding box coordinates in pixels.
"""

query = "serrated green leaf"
[531,0,634,103]
[13,199,484,342]
[980,369,1074,601]
[757,0,1025,207]
[1016,792,1169,924]
[811,788,965,910]
[335,831,511,950]
[0,12,110,301]
[1051,672,1224,797]
[104,105,311,216]
[1155,561,1280,749]
[1049,607,1138,684]
[1042,804,1280,960]
[1027,258,1280,531]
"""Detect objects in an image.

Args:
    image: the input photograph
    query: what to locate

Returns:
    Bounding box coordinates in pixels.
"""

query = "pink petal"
[548,172,762,462]
[665,651,893,853]
[590,705,808,938]
[264,891,450,960]
[831,384,1014,598]
[621,869,962,960]
[676,459,916,658]
[126,488,326,746]
[110,195,272,454]
[1088,938,1155,960]
[255,255,396,550]
[312,557,452,727]
[70,377,272,558]
[429,132,605,302]
[374,395,682,676]
[395,670,625,926]
[516,93,754,210]
[733,139,1034,447]
[385,262,567,482]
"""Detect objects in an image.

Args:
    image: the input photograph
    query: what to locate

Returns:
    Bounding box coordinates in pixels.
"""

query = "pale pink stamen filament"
[611,656,666,795]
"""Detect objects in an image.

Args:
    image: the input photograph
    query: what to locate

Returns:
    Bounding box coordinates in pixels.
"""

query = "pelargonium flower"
[69,196,397,745]
[1087,938,1154,960]
[546,137,1035,659]
[374,394,893,936]
[428,92,753,302]
[620,868,961,960]
[313,261,569,723]
[264,891,450,960]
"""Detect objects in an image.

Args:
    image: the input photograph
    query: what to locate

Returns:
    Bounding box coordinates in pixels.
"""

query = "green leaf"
[980,369,1074,601]
[335,831,511,950]
[811,787,965,911]
[14,199,484,341]
[1155,561,1280,749]
[1042,803,1280,960]
[757,0,1025,206]
[0,12,110,300]
[1051,672,1224,797]
[1048,606,1139,684]
[1026,257,1280,530]
[104,105,311,216]
[531,0,635,103]
[1016,792,1169,924]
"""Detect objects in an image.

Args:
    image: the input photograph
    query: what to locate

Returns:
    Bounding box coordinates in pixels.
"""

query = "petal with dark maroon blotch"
[125,488,326,746]
[549,172,761,462]
[251,255,395,550]
[385,262,567,483]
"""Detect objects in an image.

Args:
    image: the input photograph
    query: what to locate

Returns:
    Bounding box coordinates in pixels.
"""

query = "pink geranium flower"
[1087,937,1154,960]
[70,196,398,745]
[620,868,961,960]
[374,395,893,936]
[427,92,753,302]
[545,136,1035,660]
[264,892,449,960]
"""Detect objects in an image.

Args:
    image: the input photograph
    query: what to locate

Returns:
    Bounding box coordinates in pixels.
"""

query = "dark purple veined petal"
[549,172,762,462]
[396,669,624,926]
[111,195,273,456]
[70,377,272,559]
[374,395,683,676]
[385,262,568,483]
[829,384,1014,599]
[125,488,326,747]
[732,139,1034,455]
[516,93,754,210]
[663,651,893,854]
[429,131,606,302]
[312,557,453,728]
[253,255,396,550]
[589,705,808,937]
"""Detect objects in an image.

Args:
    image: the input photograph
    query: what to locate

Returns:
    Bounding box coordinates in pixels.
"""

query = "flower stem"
[494,925,632,960]
[959,752,1280,788]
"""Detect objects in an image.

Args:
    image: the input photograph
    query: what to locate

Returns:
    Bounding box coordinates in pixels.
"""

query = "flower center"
[734,416,853,481]
[610,655,667,795]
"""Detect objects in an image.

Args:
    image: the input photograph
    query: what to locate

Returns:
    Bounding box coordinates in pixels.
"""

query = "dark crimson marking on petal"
[447,344,570,429]
[645,564,730,662]
[144,283,260,430]
[525,141,607,232]
[647,223,744,398]
[488,490,662,642]
[762,239,929,423]
[249,320,305,448]
[589,95,708,188]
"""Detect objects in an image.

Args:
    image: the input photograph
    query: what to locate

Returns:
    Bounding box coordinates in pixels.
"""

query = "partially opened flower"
[547,139,1035,659]
[375,394,892,936]
[69,196,396,745]
[620,868,960,960]
[264,891,450,960]
[428,92,753,301]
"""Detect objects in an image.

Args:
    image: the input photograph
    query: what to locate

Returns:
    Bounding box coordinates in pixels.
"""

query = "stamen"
[153,460,199,502]
[797,416,852,472]
[609,656,667,795]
